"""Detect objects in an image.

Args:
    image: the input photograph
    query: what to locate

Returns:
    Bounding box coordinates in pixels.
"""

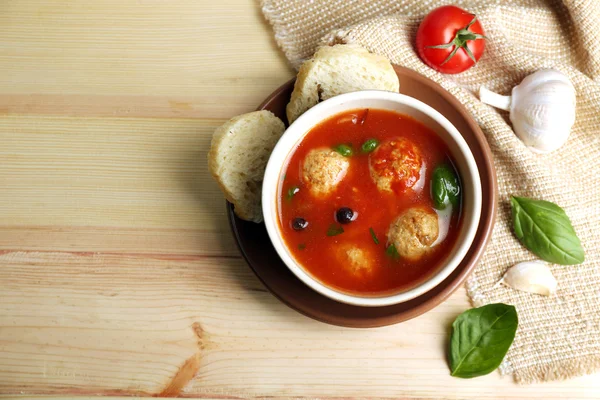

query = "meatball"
[387,207,439,261]
[369,137,423,193]
[335,244,374,277]
[301,147,350,196]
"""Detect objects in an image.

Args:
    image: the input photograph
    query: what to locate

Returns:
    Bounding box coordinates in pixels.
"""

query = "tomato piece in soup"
[369,137,423,194]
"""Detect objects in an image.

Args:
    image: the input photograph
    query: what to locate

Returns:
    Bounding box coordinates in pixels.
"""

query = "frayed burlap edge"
[260,0,304,70]
[514,355,600,384]
[467,276,600,384]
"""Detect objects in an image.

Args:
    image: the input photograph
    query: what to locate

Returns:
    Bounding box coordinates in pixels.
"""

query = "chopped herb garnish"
[386,243,400,259]
[326,224,345,237]
[298,243,306,250]
[369,227,380,244]
[361,138,379,153]
[333,144,353,157]
[360,108,369,125]
[287,185,300,200]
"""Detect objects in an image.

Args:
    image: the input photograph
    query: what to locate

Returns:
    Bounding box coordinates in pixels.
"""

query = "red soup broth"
[278,108,461,296]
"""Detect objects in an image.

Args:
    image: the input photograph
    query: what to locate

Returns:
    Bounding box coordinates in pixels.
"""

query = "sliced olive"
[292,217,308,231]
[336,207,355,224]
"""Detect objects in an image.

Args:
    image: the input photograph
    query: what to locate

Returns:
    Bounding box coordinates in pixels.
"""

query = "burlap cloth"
[261,0,600,384]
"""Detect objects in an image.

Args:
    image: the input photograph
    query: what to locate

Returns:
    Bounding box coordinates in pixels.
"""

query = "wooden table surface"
[1,1,599,398]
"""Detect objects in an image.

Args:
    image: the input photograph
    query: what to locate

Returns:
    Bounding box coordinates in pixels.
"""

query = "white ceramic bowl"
[262,90,482,307]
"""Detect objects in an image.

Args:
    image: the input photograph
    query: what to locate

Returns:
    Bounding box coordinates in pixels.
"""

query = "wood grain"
[0,0,291,119]
[0,0,599,398]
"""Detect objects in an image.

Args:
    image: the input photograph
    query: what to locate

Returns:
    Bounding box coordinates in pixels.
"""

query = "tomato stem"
[425,15,486,66]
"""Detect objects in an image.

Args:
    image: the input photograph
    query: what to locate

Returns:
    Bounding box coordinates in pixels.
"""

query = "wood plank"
[0,226,236,257]
[0,0,294,119]
[0,116,228,229]
[1,250,599,398]
[0,116,240,257]
[0,251,265,396]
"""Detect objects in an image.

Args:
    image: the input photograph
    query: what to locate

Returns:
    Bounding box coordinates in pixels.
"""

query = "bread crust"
[208,110,285,223]
[286,44,399,124]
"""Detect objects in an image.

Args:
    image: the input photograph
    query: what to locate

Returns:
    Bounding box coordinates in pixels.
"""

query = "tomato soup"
[278,108,462,296]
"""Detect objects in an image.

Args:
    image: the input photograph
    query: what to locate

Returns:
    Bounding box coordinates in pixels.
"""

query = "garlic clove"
[499,260,557,296]
[479,69,576,154]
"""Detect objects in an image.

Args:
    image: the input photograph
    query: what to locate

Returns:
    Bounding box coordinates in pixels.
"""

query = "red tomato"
[416,5,486,74]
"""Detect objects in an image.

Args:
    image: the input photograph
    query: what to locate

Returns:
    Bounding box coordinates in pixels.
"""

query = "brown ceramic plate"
[227,65,497,328]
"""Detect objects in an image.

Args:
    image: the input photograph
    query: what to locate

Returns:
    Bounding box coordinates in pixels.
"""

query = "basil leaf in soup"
[449,303,518,379]
[287,185,300,200]
[326,224,344,237]
[385,243,400,259]
[431,164,460,210]
[333,144,353,157]
[361,139,379,153]
[511,196,584,265]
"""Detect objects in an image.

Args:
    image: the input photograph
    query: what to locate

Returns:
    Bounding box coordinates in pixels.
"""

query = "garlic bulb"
[479,69,576,153]
[499,260,557,296]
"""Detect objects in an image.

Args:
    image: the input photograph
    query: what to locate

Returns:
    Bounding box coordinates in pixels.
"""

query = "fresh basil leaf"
[333,144,353,157]
[287,185,299,200]
[450,303,518,379]
[386,243,399,259]
[369,227,380,245]
[326,224,344,237]
[361,138,379,153]
[511,196,584,265]
[431,164,461,210]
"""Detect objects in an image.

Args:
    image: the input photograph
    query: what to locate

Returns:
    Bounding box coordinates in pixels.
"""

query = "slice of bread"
[208,111,285,223]
[286,44,400,124]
